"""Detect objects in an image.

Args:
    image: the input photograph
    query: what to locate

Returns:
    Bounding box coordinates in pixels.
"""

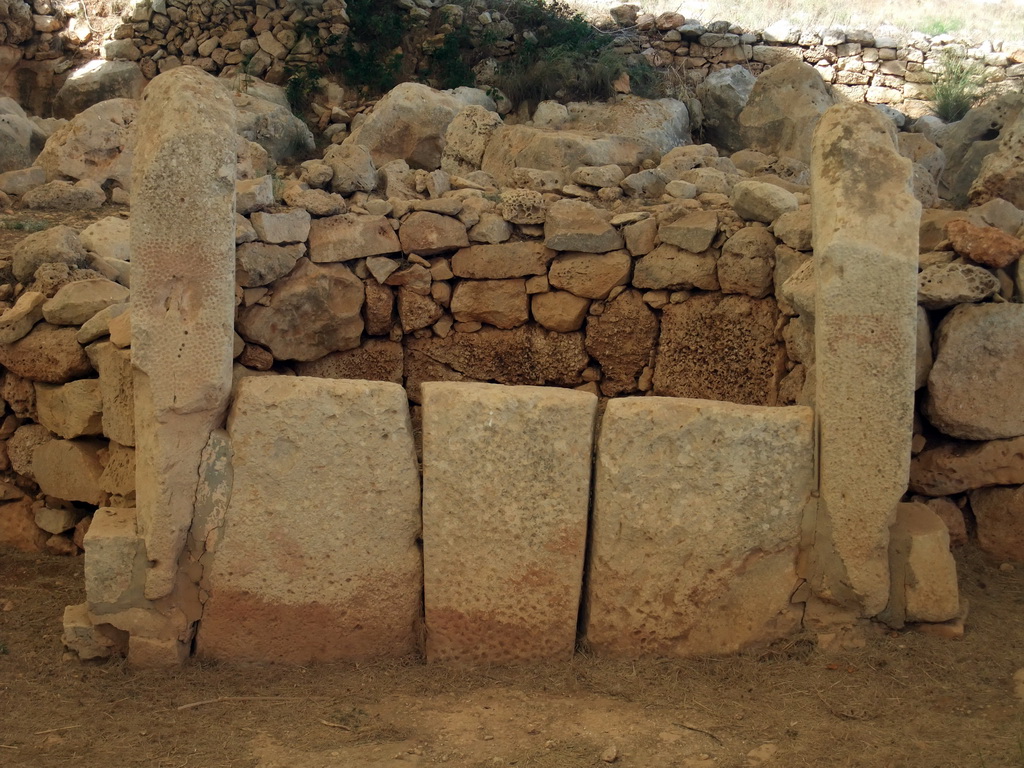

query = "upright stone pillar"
[811,103,921,616]
[131,66,236,602]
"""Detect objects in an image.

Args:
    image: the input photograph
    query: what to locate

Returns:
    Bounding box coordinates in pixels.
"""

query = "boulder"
[531,291,590,332]
[441,104,504,176]
[584,289,657,395]
[249,209,311,244]
[451,242,555,279]
[659,209,718,252]
[0,165,45,196]
[321,143,377,195]
[23,179,106,210]
[343,82,495,170]
[450,279,528,329]
[32,438,107,505]
[970,107,1024,208]
[34,379,103,439]
[0,105,34,173]
[544,199,622,253]
[0,291,45,344]
[232,90,314,163]
[696,65,756,153]
[940,93,1024,207]
[398,211,469,255]
[738,60,836,164]
[548,250,632,299]
[969,485,1024,561]
[917,262,1000,309]
[34,98,138,191]
[731,179,799,223]
[236,258,364,361]
[632,244,719,290]
[946,218,1024,269]
[911,435,1024,496]
[0,323,92,383]
[42,278,129,325]
[926,303,1024,440]
[308,213,401,262]
[563,96,691,155]
[235,242,304,287]
[80,216,131,262]
[52,61,146,119]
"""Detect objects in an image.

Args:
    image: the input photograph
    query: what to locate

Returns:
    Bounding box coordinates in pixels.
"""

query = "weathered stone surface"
[697,65,756,153]
[405,326,588,402]
[659,209,719,252]
[633,244,719,290]
[451,242,554,279]
[363,281,394,336]
[564,96,690,155]
[441,104,504,176]
[0,497,47,552]
[585,289,657,396]
[450,279,528,329]
[911,435,1024,495]
[544,199,623,253]
[882,502,960,626]
[83,506,145,610]
[131,66,237,602]
[969,485,1024,561]
[12,224,88,282]
[237,259,364,362]
[343,82,494,169]
[588,397,814,656]
[321,142,376,195]
[99,441,136,498]
[231,89,314,163]
[34,379,102,439]
[398,211,469,255]
[548,250,632,299]
[62,603,122,660]
[33,438,107,505]
[294,339,403,384]
[23,179,106,210]
[2,371,36,419]
[198,377,422,662]
[531,291,590,332]
[946,218,1024,269]
[42,278,129,326]
[0,165,45,196]
[925,303,1024,440]
[916,306,932,391]
[0,291,45,344]
[731,180,799,223]
[968,107,1024,209]
[940,93,1024,207]
[7,423,55,480]
[52,60,146,119]
[86,341,134,446]
[917,262,1000,309]
[250,209,311,244]
[653,293,784,405]
[422,382,596,663]
[308,214,401,262]
[235,242,304,288]
[0,323,91,383]
[34,99,138,190]
[35,504,79,535]
[718,225,776,297]
[811,102,920,616]
[739,60,836,164]
[773,206,813,250]
[80,216,131,262]
[397,287,443,332]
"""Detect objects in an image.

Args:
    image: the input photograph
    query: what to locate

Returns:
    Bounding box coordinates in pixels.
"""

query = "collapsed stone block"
[587,397,814,657]
[197,377,422,663]
[421,382,597,663]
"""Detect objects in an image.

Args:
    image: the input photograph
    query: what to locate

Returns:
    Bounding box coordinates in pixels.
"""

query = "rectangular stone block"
[86,341,135,446]
[421,382,597,663]
[587,397,814,657]
[196,377,422,663]
[83,507,148,611]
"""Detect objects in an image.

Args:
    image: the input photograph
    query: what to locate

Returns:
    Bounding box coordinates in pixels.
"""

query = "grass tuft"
[931,47,987,123]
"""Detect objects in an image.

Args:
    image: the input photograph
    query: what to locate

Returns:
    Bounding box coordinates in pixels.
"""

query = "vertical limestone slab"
[587,397,814,657]
[196,377,422,663]
[811,103,921,616]
[422,382,597,663]
[130,67,236,600]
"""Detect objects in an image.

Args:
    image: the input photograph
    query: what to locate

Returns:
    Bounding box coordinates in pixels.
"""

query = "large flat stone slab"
[421,382,597,663]
[587,397,814,657]
[197,376,422,663]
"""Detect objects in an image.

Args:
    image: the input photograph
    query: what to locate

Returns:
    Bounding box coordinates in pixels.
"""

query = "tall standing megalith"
[131,66,237,602]
[811,103,920,616]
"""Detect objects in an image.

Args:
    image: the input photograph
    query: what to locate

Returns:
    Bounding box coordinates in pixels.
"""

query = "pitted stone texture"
[653,293,784,406]
[86,341,135,446]
[33,438,108,505]
[731,180,799,223]
[12,225,88,283]
[34,99,138,191]
[7,423,55,480]
[294,339,404,384]
[947,218,1024,269]
[198,377,422,663]
[585,289,657,396]
[969,485,1024,562]
[422,382,596,663]
[405,327,588,403]
[235,242,305,288]
[548,250,632,299]
[100,441,136,498]
[925,303,1024,440]
[80,216,131,262]
[588,397,814,656]
[718,225,777,297]
[34,379,102,439]
[531,291,590,333]
[911,435,1024,496]
[441,104,504,176]
[0,497,48,552]
[883,502,960,626]
[0,291,45,344]
[811,103,920,616]
[0,323,92,383]
[308,214,401,262]
[917,262,1000,309]
[130,66,237,601]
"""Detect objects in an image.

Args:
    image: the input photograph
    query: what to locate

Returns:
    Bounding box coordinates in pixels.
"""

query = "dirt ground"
[1,546,1022,768]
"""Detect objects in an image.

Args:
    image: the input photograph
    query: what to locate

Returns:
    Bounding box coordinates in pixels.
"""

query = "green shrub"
[285,63,323,112]
[917,17,963,36]
[328,0,407,95]
[932,48,987,122]
[426,27,479,90]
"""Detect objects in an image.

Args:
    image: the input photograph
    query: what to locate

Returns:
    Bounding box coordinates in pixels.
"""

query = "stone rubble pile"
[0,59,1021,661]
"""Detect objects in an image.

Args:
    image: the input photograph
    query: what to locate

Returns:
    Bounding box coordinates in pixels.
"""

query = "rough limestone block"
[197,377,422,663]
[83,507,147,611]
[130,67,236,599]
[86,341,135,446]
[34,379,103,439]
[882,502,960,626]
[32,439,108,505]
[421,382,597,663]
[811,103,921,616]
[62,603,122,660]
[969,485,1024,562]
[587,397,814,657]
